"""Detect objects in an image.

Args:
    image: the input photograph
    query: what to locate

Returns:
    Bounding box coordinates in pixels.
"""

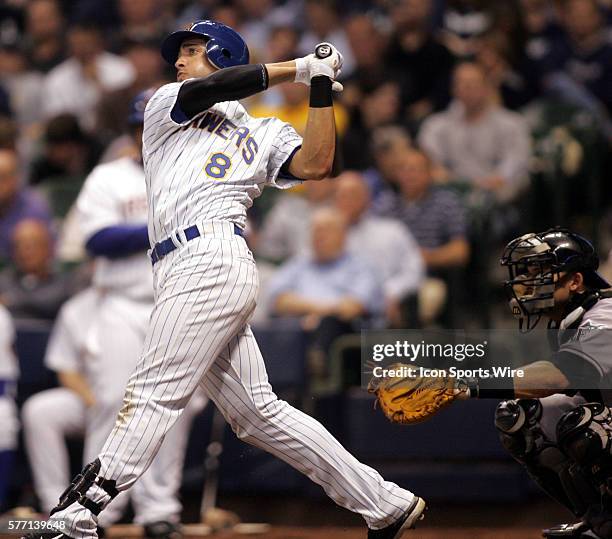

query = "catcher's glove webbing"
[368,363,468,424]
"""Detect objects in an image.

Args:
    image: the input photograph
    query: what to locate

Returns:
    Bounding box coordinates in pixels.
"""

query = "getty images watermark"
[360,330,537,388]
[369,338,525,380]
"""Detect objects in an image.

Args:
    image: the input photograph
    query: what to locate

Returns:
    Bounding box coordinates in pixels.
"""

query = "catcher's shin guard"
[51,458,118,516]
[495,400,591,515]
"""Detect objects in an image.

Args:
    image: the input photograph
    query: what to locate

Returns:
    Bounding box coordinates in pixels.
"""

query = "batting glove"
[295,53,343,92]
[313,42,343,78]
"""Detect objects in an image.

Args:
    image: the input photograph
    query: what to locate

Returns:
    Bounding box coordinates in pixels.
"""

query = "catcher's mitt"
[368,363,467,424]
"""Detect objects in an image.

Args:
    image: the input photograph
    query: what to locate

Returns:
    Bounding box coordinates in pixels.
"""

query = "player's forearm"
[264,61,298,86]
[461,360,570,400]
[513,361,571,398]
[288,78,335,180]
[58,371,96,408]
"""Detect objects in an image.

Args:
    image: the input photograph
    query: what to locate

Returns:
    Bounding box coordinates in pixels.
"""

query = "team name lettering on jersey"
[183,111,259,165]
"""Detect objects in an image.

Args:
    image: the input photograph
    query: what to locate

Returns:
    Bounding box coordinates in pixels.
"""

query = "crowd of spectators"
[0,0,612,340]
[0,0,610,514]
[0,0,608,389]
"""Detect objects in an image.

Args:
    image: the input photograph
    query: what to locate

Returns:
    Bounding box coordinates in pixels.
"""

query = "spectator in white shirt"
[41,22,134,131]
[334,171,424,327]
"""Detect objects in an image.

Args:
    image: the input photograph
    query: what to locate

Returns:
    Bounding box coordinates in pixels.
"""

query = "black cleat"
[542,522,599,538]
[367,497,426,539]
[143,521,183,539]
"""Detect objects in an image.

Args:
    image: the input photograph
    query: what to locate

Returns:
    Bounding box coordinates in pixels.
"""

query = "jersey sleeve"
[556,325,612,386]
[44,302,83,374]
[265,121,303,190]
[76,165,124,241]
[143,82,193,155]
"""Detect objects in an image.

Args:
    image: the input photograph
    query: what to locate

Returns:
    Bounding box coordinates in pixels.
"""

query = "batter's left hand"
[313,42,343,78]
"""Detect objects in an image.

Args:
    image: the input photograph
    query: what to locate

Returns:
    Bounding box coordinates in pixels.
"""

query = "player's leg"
[81,296,153,529]
[131,391,207,527]
[200,325,418,531]
[45,239,259,538]
[496,395,598,514]
[22,388,86,513]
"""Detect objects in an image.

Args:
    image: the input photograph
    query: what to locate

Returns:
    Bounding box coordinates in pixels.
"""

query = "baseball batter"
[22,93,204,538]
[26,21,425,539]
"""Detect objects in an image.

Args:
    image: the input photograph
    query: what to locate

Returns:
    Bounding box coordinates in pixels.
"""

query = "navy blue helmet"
[161,20,249,69]
[128,88,157,126]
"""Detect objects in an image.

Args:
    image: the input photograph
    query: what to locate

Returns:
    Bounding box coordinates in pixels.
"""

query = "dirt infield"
[100,524,544,538]
[0,523,548,539]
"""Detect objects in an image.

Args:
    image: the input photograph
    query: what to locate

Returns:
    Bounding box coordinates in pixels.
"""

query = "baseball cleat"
[367,496,426,539]
[542,521,595,538]
[143,521,183,539]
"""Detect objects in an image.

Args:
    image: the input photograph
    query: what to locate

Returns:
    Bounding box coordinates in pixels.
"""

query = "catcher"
[370,228,612,539]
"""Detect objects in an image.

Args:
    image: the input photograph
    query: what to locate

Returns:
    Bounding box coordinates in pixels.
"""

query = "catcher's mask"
[500,227,610,331]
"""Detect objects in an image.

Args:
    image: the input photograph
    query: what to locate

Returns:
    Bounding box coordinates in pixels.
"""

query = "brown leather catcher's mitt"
[368,363,466,424]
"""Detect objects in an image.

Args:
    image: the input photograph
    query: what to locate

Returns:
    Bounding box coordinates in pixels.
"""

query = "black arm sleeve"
[177,64,269,119]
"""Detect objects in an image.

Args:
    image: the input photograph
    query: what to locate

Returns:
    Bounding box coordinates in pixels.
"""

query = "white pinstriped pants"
[52,222,415,538]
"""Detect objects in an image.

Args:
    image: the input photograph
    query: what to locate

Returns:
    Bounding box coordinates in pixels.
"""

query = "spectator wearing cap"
[334,171,424,327]
[41,22,134,131]
[0,149,51,264]
[0,219,77,320]
[438,0,494,58]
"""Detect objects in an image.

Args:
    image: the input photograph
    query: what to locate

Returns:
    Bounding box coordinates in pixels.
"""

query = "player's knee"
[228,397,288,443]
[557,402,612,467]
[495,399,544,462]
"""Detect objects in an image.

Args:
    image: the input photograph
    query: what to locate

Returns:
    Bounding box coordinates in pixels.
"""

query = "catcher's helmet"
[160,20,249,69]
[128,87,156,126]
[500,227,610,329]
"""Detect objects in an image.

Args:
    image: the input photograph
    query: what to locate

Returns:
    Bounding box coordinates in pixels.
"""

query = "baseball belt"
[151,223,243,265]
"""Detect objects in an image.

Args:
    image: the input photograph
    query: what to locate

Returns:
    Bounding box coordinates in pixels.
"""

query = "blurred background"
[0,0,611,532]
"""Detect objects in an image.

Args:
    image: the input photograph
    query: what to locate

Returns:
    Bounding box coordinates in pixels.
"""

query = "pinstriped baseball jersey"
[76,157,153,301]
[142,81,302,245]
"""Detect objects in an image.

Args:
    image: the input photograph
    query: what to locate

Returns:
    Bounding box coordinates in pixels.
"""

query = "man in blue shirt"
[267,207,383,381]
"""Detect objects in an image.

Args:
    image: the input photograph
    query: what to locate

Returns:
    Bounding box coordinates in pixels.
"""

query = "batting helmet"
[160,20,249,69]
[128,88,157,126]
